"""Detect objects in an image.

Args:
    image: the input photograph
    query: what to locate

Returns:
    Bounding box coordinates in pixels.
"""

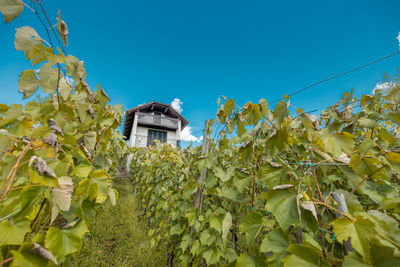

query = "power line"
[180,128,203,141]
[270,50,400,104]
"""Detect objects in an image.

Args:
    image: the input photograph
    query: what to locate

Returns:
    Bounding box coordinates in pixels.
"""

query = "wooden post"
[188,120,210,267]
[194,120,210,212]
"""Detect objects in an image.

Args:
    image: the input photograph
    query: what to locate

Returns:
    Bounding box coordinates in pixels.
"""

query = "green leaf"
[45,220,88,260]
[239,211,262,245]
[59,78,73,100]
[170,224,184,236]
[215,166,235,182]
[358,118,376,129]
[225,99,235,116]
[27,43,54,65]
[332,215,377,258]
[200,229,216,246]
[282,244,327,267]
[18,70,40,99]
[29,167,59,187]
[0,219,30,245]
[260,227,288,266]
[76,101,91,123]
[108,188,118,205]
[242,103,261,126]
[209,213,222,233]
[320,129,354,158]
[15,26,42,53]
[0,0,23,23]
[73,164,92,178]
[203,247,220,265]
[222,212,232,241]
[266,188,299,230]
[38,63,58,94]
[65,55,86,83]
[185,212,196,226]
[10,249,51,267]
[190,239,201,256]
[273,100,289,123]
[259,98,269,118]
[84,131,97,150]
[236,253,255,267]
[258,163,286,187]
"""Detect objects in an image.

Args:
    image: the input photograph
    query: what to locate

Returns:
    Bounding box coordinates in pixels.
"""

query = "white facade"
[134,126,178,147]
[123,101,188,174]
[128,112,181,149]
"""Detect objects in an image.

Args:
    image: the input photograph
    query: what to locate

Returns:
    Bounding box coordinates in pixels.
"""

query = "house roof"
[122,101,189,140]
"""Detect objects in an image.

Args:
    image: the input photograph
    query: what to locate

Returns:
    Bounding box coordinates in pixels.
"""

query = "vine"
[0,1,126,265]
[131,81,400,266]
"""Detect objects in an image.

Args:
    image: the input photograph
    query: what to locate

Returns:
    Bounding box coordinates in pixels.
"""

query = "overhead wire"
[211,50,400,141]
[269,50,400,105]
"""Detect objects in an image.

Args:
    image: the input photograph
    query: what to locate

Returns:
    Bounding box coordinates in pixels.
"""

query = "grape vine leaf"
[332,215,377,258]
[15,26,43,53]
[265,188,299,230]
[260,227,289,266]
[236,253,255,267]
[203,247,220,265]
[0,218,30,245]
[222,212,232,241]
[18,70,41,99]
[239,211,262,245]
[282,244,328,267]
[45,220,88,260]
[0,0,24,23]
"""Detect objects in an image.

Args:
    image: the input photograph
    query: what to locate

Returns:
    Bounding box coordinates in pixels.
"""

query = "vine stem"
[345,166,385,201]
[0,143,32,203]
[309,148,334,222]
[378,233,400,248]
[311,201,354,220]
[0,257,13,265]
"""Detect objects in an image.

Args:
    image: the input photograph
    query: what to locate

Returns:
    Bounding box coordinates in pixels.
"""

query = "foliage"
[131,83,400,266]
[0,2,126,265]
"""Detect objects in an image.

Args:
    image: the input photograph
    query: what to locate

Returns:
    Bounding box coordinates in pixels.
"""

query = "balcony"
[137,112,179,130]
[134,134,180,148]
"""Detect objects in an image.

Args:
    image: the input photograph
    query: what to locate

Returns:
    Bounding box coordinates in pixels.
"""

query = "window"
[147,129,167,146]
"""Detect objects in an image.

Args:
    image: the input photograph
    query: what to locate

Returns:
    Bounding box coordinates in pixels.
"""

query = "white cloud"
[171,98,183,113]
[372,81,394,94]
[180,126,201,142]
[397,32,400,48]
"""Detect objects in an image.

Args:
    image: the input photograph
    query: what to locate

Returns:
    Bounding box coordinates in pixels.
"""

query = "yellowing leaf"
[18,70,40,99]
[259,98,269,118]
[38,63,58,94]
[222,212,232,241]
[51,176,73,211]
[15,26,42,53]
[0,0,23,23]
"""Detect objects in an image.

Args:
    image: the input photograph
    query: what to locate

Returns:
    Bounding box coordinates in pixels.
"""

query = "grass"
[72,179,164,266]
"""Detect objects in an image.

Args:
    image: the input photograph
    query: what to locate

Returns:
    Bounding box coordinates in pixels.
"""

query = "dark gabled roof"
[122,101,189,140]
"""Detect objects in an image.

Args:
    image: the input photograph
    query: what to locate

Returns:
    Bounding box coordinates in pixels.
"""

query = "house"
[122,101,189,148]
[121,101,189,175]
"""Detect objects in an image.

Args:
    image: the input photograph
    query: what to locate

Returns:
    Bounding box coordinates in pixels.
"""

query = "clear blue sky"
[1,0,399,141]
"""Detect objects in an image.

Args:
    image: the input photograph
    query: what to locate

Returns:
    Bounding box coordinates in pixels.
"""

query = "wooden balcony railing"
[137,112,179,129]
